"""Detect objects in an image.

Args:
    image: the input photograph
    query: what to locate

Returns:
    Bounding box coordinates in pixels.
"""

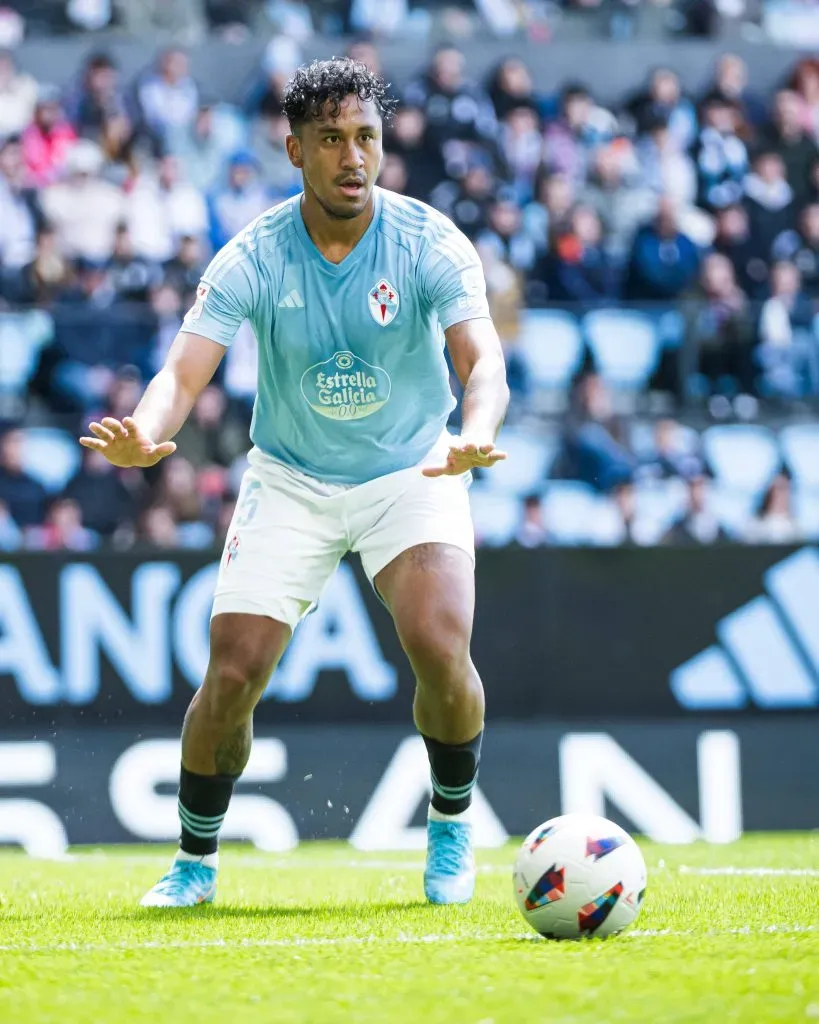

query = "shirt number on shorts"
[236,480,261,527]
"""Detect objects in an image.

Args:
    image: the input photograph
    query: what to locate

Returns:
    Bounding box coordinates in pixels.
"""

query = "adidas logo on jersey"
[278,289,304,309]
[670,547,819,710]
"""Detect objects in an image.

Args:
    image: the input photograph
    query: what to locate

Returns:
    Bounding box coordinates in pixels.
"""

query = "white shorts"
[211,434,475,629]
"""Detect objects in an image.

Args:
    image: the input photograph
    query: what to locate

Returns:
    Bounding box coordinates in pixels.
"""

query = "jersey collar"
[293,186,383,274]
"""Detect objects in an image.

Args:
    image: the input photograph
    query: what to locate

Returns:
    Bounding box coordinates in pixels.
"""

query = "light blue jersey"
[181,187,490,484]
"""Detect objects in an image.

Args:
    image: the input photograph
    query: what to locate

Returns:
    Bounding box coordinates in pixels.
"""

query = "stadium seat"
[709,485,755,537]
[469,487,520,547]
[480,427,556,496]
[582,309,660,389]
[702,425,781,496]
[634,477,688,539]
[793,487,819,540]
[779,424,819,490]
[540,481,598,545]
[0,310,54,397]
[21,427,82,494]
[516,309,584,389]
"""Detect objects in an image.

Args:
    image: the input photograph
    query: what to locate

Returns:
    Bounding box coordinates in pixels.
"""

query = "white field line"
[679,866,819,878]
[0,924,817,955]
[47,854,819,879]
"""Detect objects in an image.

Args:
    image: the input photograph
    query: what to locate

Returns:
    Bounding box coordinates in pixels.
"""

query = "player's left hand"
[422,435,507,478]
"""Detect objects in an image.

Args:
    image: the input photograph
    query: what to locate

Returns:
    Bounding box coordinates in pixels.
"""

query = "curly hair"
[282,57,398,131]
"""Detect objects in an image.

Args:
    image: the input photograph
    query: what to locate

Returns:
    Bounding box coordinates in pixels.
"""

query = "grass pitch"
[1,834,817,1024]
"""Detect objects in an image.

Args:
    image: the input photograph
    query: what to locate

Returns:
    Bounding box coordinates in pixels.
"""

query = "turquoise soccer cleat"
[139,858,217,908]
[424,818,476,905]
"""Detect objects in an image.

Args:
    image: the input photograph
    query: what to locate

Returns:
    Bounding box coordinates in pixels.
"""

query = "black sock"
[178,766,238,856]
[422,730,483,815]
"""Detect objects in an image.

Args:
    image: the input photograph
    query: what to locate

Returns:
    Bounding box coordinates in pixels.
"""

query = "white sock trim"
[176,850,219,869]
[428,804,472,824]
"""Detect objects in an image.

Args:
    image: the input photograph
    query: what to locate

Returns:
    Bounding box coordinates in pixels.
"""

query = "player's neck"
[299,191,375,265]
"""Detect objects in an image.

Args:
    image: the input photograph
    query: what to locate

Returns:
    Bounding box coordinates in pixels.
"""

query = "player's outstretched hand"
[422,436,507,478]
[78,416,177,468]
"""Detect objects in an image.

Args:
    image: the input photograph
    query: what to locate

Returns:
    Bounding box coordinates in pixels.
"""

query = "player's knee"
[201,659,269,721]
[401,618,471,687]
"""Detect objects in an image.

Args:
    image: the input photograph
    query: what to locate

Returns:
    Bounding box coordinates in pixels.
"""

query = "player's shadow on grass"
[127,900,429,922]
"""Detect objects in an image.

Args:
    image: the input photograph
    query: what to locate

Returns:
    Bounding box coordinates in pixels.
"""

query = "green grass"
[1,835,817,1023]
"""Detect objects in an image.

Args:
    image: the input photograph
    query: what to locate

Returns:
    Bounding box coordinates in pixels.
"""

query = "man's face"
[0,140,22,180]
[287,96,383,220]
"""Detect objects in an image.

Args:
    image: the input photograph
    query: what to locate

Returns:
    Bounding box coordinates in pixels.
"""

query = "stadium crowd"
[0,35,818,551]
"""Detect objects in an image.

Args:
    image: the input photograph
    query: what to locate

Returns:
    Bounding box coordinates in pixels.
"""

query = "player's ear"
[286,132,303,170]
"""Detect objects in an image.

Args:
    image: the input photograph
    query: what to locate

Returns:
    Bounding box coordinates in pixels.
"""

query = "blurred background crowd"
[0,0,818,552]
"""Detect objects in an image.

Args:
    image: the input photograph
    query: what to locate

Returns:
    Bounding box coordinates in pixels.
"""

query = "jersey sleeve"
[180,240,258,347]
[417,219,491,330]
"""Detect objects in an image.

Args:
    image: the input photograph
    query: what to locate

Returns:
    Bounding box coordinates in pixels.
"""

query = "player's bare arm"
[423,317,510,478]
[78,331,226,467]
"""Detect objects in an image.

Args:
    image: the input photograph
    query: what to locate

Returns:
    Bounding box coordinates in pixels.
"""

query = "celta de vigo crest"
[368,279,399,326]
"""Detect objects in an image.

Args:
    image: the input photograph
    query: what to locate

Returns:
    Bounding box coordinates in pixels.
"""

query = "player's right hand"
[78,416,177,468]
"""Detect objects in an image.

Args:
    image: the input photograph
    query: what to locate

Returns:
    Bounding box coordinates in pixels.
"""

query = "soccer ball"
[513,813,647,940]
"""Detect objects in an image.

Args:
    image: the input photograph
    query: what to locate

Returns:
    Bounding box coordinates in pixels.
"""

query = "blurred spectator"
[171,386,249,469]
[743,151,796,266]
[0,499,23,551]
[137,48,200,143]
[789,58,819,144]
[0,136,43,283]
[41,140,124,261]
[744,473,799,543]
[69,52,129,140]
[476,240,523,345]
[250,35,301,118]
[758,90,819,207]
[62,446,139,536]
[25,497,99,551]
[624,197,701,301]
[137,503,180,548]
[535,204,619,303]
[579,145,657,261]
[147,283,185,369]
[21,86,77,188]
[542,83,616,185]
[169,102,239,193]
[515,492,547,547]
[0,50,37,137]
[624,68,697,152]
[249,111,302,200]
[557,373,636,493]
[712,204,769,299]
[162,234,206,295]
[650,419,701,479]
[756,261,819,398]
[681,253,755,397]
[486,58,540,121]
[378,152,409,193]
[701,54,767,131]
[125,154,209,262]
[384,106,446,204]
[6,225,72,306]
[499,106,543,205]
[433,161,495,239]
[477,199,537,274]
[207,151,270,251]
[772,202,819,298]
[107,224,162,302]
[154,456,214,546]
[404,46,498,153]
[522,170,574,257]
[636,115,697,208]
[692,94,749,211]
[0,429,47,527]
[661,468,730,545]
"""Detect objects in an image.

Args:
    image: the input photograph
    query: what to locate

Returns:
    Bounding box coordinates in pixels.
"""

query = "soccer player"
[80,58,510,908]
